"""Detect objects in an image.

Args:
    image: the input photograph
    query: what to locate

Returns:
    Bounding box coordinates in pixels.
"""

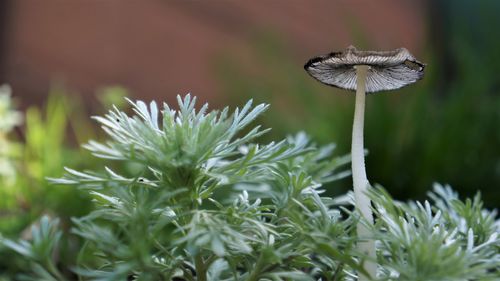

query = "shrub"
[1,95,498,280]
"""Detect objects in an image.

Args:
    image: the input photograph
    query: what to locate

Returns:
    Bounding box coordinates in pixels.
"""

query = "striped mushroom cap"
[304,46,425,93]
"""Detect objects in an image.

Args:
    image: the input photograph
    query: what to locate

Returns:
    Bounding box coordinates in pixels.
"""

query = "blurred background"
[0,0,499,258]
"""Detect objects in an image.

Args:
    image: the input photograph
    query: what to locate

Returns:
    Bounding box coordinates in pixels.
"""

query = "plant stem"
[352,65,377,280]
[45,259,67,281]
[246,253,265,281]
[194,254,207,281]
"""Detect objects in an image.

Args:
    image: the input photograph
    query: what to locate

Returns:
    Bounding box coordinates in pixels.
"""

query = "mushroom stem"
[352,65,377,280]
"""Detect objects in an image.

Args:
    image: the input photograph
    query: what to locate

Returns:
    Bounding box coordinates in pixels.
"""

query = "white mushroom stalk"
[352,65,377,280]
[304,46,425,281]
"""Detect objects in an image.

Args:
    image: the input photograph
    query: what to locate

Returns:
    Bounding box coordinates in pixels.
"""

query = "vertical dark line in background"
[427,0,455,97]
[0,0,12,82]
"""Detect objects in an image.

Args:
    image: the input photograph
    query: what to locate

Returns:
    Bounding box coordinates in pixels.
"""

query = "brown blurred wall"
[0,0,424,108]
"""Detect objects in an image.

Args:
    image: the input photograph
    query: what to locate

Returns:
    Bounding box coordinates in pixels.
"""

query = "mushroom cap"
[304,46,425,93]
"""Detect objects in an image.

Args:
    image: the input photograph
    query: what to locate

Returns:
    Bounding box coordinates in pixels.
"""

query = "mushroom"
[304,46,425,280]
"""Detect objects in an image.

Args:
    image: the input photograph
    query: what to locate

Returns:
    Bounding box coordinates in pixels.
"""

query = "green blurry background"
[0,2,498,274]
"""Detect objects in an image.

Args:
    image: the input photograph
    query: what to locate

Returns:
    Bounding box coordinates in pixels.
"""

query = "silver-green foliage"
[2,216,64,281]
[2,95,499,281]
[49,95,356,280]
[371,184,499,281]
